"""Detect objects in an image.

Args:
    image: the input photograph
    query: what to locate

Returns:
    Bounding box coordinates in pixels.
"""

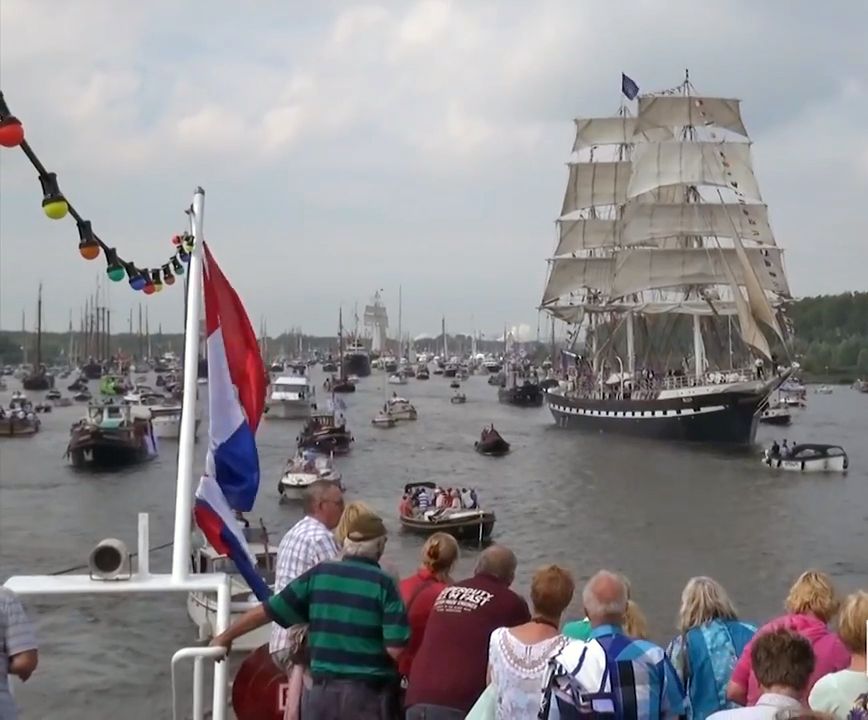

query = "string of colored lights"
[0,90,191,296]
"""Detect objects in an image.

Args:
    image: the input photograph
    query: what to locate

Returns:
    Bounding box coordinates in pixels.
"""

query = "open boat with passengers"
[399,481,495,542]
[762,443,848,473]
[278,450,342,500]
[474,425,510,456]
[297,409,353,454]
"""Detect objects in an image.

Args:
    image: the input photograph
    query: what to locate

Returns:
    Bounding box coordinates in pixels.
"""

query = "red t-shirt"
[405,572,530,714]
[398,568,448,677]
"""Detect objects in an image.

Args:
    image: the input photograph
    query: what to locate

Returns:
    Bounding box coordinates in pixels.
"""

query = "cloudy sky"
[1,0,866,339]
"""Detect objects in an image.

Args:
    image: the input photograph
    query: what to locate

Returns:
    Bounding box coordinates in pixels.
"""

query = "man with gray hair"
[540,570,685,720]
[269,479,343,715]
[212,511,409,720]
[405,545,530,718]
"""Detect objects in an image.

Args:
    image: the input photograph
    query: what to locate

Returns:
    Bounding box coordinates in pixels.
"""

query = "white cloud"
[1,0,866,338]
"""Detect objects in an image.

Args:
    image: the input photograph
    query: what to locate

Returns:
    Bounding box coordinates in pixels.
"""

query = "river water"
[1,371,866,718]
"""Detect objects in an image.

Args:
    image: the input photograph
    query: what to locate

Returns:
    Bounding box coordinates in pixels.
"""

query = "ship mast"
[35,282,42,369]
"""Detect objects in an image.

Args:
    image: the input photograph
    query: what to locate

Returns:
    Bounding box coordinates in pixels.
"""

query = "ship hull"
[546,389,767,444]
[343,353,371,378]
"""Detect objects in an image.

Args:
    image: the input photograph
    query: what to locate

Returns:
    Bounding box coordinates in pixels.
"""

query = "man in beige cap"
[212,511,409,720]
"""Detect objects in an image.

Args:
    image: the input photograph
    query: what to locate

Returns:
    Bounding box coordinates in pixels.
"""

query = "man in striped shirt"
[270,479,343,666]
[1,588,39,720]
[212,511,409,720]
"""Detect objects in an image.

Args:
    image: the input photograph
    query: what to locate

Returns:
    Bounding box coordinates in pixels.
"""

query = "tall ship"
[540,73,793,444]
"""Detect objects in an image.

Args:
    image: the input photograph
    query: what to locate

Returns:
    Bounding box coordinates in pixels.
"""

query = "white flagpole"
[172,187,206,582]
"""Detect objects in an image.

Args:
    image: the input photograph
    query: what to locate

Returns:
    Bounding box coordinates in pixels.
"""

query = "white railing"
[4,512,231,720]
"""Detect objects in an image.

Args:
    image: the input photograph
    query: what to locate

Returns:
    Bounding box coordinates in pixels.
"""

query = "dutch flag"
[193,243,271,601]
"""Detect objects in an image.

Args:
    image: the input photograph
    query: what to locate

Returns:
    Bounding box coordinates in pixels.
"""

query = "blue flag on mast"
[621,73,639,100]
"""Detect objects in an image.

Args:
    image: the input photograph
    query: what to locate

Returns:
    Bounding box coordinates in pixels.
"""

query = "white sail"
[730,231,787,342]
[609,247,788,299]
[561,160,631,215]
[545,247,788,302]
[637,96,749,137]
[555,218,619,254]
[543,304,586,323]
[542,257,614,303]
[627,142,762,202]
[572,117,673,150]
[620,202,775,246]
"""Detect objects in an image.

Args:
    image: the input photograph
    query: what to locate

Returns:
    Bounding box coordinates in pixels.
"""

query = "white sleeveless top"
[488,627,568,719]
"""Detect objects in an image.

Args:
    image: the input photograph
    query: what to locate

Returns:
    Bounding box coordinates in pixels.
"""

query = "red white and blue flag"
[193,243,271,601]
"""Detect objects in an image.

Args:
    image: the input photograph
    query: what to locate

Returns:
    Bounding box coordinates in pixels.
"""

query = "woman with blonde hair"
[486,565,574,719]
[334,500,375,546]
[809,591,868,719]
[727,569,850,706]
[666,576,756,719]
[397,533,459,681]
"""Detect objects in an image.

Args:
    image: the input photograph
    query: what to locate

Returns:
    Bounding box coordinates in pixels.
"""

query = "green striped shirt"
[266,556,409,680]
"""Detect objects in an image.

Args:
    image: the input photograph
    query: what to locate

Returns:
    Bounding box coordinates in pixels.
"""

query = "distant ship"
[541,72,793,444]
[342,338,371,378]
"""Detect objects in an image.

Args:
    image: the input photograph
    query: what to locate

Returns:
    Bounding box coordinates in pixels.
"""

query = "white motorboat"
[814,385,833,394]
[187,526,276,652]
[388,373,407,386]
[278,451,342,500]
[450,392,466,404]
[267,373,315,420]
[759,403,791,426]
[762,444,849,473]
[387,396,417,420]
[150,405,201,440]
[371,412,397,428]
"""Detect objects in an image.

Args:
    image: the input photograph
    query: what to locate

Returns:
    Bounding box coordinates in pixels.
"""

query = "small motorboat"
[759,403,791,426]
[0,403,41,437]
[449,379,461,389]
[814,385,833,394]
[400,482,495,542]
[297,411,354,454]
[68,377,88,392]
[46,389,62,401]
[450,392,467,404]
[762,444,848,473]
[72,389,92,402]
[474,425,510,456]
[487,372,505,386]
[321,361,338,373]
[34,402,52,413]
[388,374,407,386]
[387,396,417,420]
[278,451,342,500]
[371,412,397,428]
[187,525,276,652]
[416,367,430,380]
[854,379,868,393]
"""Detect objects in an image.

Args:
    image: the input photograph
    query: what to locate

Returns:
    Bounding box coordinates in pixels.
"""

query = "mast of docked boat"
[338,306,346,381]
[146,305,152,361]
[397,285,402,360]
[35,282,43,369]
[21,308,27,366]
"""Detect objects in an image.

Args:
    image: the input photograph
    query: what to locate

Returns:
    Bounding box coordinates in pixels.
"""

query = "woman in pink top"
[727,569,850,706]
